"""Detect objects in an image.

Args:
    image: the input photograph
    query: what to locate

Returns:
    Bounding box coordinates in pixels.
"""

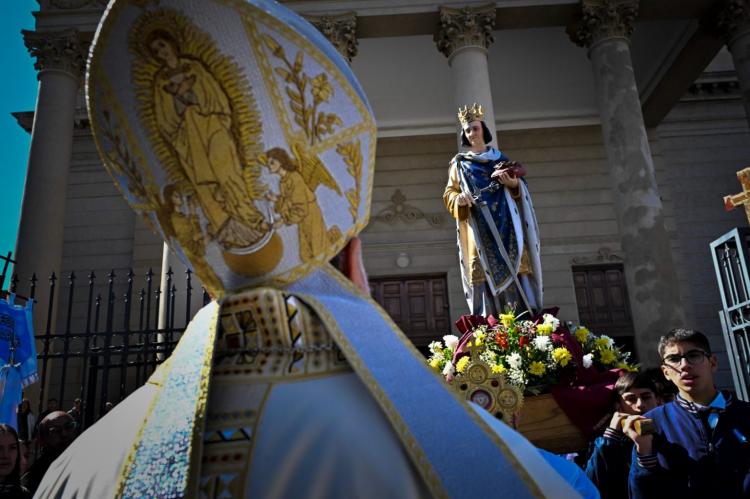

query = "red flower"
[495,331,509,349]
[518,335,529,348]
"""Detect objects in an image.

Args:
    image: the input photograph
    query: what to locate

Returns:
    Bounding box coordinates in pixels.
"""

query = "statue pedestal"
[516,393,588,455]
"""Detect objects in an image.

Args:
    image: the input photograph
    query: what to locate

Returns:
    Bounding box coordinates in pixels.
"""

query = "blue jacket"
[629,392,750,498]
[585,427,632,499]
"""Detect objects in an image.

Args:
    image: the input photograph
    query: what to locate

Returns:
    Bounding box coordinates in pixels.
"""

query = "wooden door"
[572,264,636,355]
[369,275,450,351]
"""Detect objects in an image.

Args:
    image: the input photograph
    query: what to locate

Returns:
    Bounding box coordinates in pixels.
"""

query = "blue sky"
[0,1,38,267]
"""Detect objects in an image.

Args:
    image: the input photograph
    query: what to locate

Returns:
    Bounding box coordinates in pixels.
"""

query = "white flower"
[508,368,526,386]
[533,335,551,351]
[543,313,560,331]
[582,353,593,369]
[443,335,459,351]
[442,361,455,377]
[479,350,496,365]
[428,341,443,354]
[507,352,523,370]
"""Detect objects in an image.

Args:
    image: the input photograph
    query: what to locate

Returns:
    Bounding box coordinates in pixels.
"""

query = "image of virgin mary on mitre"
[34,1,591,497]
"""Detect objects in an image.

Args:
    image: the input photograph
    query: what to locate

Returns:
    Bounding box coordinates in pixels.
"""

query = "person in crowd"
[16,400,35,443]
[21,411,76,495]
[0,424,30,498]
[18,441,30,476]
[67,398,82,434]
[585,372,660,499]
[624,328,750,497]
[33,398,58,439]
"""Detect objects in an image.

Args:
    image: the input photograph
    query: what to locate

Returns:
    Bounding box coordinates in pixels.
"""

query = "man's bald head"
[38,411,76,453]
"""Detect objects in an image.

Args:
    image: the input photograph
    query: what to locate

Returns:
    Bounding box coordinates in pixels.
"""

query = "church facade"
[13,0,750,404]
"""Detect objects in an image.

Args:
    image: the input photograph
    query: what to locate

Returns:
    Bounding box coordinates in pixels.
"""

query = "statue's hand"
[492,170,519,188]
[457,192,475,207]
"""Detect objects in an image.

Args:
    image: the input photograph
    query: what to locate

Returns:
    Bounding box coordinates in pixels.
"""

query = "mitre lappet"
[35,0,581,497]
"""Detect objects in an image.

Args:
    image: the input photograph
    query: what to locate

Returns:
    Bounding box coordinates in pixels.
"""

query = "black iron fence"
[0,256,209,432]
[711,227,750,401]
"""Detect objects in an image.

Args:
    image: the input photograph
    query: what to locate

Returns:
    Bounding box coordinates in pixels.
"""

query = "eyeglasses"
[662,350,710,368]
[46,421,76,435]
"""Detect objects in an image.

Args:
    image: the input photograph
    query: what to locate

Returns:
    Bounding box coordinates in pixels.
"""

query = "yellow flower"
[491,363,506,374]
[456,356,470,373]
[499,313,515,327]
[474,331,486,347]
[529,361,546,376]
[594,337,611,350]
[429,358,442,371]
[575,327,590,343]
[599,348,617,365]
[552,347,572,367]
[536,323,553,335]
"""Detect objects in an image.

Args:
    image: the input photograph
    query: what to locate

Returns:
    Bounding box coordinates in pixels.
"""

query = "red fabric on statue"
[533,309,623,437]
[452,315,490,366]
[551,369,621,438]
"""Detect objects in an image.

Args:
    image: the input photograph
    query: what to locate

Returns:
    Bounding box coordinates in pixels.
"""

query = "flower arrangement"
[427,310,637,395]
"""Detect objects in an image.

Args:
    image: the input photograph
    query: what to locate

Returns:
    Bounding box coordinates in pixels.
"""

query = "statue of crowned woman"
[443,103,543,316]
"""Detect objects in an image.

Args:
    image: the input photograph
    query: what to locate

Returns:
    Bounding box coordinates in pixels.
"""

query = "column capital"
[306,12,358,63]
[22,28,88,82]
[434,4,496,59]
[707,0,750,45]
[568,0,639,49]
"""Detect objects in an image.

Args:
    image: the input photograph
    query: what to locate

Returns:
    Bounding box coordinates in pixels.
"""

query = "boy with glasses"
[624,328,750,497]
[585,372,660,499]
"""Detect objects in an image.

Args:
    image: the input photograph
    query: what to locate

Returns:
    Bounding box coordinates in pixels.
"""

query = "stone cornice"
[22,28,88,81]
[305,12,358,62]
[708,0,750,45]
[568,0,639,49]
[434,4,496,59]
[12,112,34,134]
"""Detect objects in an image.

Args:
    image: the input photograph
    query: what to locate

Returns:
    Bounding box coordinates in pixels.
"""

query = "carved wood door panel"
[369,274,449,350]
[573,264,635,354]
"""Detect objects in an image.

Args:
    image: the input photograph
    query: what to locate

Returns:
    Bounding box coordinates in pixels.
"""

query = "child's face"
[660,341,717,397]
[618,388,658,415]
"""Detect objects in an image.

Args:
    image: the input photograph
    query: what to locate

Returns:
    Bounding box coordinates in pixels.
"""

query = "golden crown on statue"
[458,103,484,126]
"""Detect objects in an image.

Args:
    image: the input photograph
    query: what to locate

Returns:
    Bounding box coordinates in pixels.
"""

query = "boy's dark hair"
[613,371,658,399]
[657,328,712,359]
[460,121,493,147]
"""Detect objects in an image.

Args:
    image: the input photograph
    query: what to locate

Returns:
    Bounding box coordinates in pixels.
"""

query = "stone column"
[17,28,85,322]
[569,0,685,366]
[713,0,750,127]
[435,5,498,146]
[158,244,204,331]
[306,12,358,63]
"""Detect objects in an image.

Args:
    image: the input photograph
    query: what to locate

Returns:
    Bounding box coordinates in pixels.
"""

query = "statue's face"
[464,120,484,148]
